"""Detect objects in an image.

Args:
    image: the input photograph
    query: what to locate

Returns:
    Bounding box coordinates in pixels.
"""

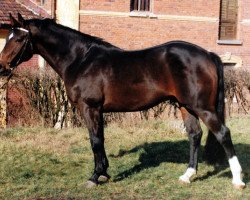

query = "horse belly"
[103,83,170,112]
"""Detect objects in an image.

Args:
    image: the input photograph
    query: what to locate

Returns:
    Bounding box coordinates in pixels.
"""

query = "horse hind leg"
[197,109,245,188]
[179,107,203,183]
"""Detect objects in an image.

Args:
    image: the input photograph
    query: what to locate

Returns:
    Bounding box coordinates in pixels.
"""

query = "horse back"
[67,41,218,112]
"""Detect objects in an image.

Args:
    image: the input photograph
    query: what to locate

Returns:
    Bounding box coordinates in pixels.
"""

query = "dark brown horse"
[0,14,245,189]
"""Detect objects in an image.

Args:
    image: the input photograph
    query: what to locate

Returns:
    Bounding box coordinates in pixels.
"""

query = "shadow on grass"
[112,140,191,182]
[112,141,250,183]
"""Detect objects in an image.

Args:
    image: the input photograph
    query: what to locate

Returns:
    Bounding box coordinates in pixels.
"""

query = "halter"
[9,27,33,70]
[16,27,29,33]
[1,27,33,89]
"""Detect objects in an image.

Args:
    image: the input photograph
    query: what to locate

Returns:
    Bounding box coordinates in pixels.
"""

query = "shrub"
[8,68,82,128]
[7,67,250,127]
[224,68,250,116]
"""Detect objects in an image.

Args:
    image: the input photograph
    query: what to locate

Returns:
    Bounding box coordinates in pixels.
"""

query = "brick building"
[1,0,250,69]
[79,0,249,69]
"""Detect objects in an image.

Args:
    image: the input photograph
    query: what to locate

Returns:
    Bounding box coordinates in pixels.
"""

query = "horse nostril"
[0,63,8,75]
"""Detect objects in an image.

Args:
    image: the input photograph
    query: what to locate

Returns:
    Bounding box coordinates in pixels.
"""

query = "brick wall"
[80,15,218,50]
[80,0,129,12]
[13,0,250,69]
[240,0,250,69]
[18,55,39,71]
[5,0,248,69]
[153,0,219,17]
[78,0,250,69]
[240,0,250,19]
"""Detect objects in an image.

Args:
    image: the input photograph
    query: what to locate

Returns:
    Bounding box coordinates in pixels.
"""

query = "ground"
[0,116,249,199]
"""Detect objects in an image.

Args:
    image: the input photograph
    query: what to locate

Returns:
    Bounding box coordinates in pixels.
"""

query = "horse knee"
[189,131,203,145]
[214,126,231,144]
[185,122,203,146]
[213,126,235,158]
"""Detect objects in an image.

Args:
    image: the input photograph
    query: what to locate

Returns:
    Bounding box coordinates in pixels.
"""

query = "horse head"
[0,13,33,76]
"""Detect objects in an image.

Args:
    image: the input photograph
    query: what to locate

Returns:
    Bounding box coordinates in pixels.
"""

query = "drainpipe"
[51,0,56,20]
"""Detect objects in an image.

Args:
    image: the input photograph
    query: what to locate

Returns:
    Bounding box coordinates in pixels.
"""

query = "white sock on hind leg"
[229,156,245,186]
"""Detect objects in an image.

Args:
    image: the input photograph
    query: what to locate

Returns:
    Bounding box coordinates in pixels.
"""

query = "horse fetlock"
[179,168,196,184]
[85,180,98,188]
[232,179,246,189]
[95,162,108,175]
[98,174,111,183]
[228,156,245,189]
[86,173,110,188]
[179,175,191,184]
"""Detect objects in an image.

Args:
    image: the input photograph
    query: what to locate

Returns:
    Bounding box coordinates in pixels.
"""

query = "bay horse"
[0,13,245,189]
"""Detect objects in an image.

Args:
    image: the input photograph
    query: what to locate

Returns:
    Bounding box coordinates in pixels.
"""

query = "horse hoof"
[179,176,191,184]
[98,175,110,183]
[233,183,246,189]
[85,180,97,188]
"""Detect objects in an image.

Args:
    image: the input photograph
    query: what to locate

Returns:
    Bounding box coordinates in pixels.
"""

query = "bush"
[8,68,82,128]
[224,68,250,116]
[7,67,250,127]
[8,67,180,127]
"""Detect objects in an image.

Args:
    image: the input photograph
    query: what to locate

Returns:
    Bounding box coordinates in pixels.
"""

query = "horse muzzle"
[0,62,12,77]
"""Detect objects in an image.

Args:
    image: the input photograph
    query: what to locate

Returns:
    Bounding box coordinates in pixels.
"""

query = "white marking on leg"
[179,168,196,183]
[229,156,245,187]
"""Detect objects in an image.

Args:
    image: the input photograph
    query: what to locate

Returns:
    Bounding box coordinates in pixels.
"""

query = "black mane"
[27,18,119,49]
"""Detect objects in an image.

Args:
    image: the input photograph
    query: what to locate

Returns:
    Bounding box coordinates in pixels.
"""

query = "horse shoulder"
[64,62,108,108]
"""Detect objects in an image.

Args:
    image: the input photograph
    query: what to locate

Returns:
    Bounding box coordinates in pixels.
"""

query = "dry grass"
[7,128,86,155]
[0,116,249,199]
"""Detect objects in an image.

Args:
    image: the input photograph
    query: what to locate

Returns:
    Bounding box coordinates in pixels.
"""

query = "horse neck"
[32,25,86,79]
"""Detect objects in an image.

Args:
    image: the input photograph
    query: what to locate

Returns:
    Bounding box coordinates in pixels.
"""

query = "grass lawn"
[0,116,249,199]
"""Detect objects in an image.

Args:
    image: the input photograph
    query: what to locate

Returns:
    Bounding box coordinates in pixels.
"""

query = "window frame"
[130,0,151,12]
[218,0,239,41]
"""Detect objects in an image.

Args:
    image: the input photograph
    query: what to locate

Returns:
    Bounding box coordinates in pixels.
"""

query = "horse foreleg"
[179,108,202,183]
[80,103,110,187]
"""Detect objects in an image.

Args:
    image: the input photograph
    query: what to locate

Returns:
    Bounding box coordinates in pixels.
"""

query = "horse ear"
[9,13,20,27]
[17,13,25,27]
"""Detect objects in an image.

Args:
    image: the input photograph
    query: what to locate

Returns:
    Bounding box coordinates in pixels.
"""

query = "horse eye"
[16,38,24,42]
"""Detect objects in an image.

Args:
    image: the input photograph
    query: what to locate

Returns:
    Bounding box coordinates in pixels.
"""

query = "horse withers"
[0,13,245,189]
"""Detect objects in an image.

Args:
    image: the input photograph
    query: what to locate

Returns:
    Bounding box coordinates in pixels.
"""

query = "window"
[219,0,238,40]
[130,0,150,12]
[40,0,45,6]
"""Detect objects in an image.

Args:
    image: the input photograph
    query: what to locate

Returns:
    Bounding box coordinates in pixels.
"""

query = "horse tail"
[203,52,226,164]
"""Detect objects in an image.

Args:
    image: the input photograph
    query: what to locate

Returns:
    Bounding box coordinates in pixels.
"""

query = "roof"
[0,0,48,25]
